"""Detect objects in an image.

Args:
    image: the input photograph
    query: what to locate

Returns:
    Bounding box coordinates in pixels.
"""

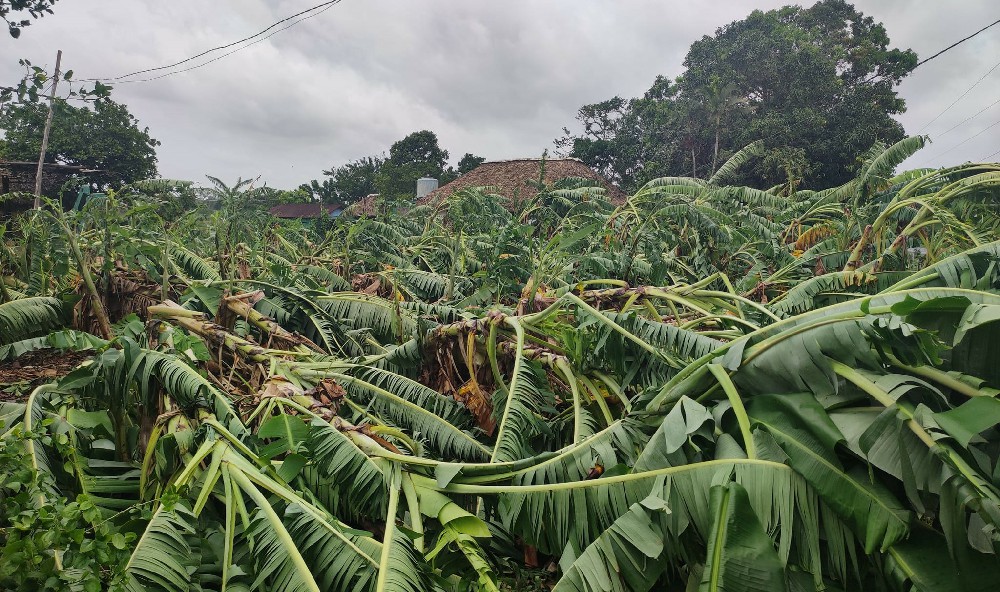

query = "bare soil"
[0,348,93,402]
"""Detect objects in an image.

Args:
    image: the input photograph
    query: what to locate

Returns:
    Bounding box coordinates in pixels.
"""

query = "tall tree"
[680,0,916,186]
[556,96,633,187]
[559,0,917,190]
[298,178,339,203]
[322,155,383,205]
[376,130,449,199]
[456,152,485,175]
[556,78,686,191]
[0,98,159,187]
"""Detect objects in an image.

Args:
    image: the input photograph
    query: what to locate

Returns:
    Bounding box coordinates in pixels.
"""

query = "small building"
[0,160,97,196]
[268,202,344,220]
[1,160,98,215]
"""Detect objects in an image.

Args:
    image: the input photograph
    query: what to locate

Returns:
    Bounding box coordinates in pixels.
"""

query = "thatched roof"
[342,159,625,218]
[343,194,382,218]
[418,158,626,207]
[269,202,343,219]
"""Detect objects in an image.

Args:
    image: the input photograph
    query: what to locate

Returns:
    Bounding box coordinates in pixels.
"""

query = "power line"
[81,0,343,83]
[114,3,339,84]
[915,18,1000,68]
[909,17,1000,158]
[916,57,1000,133]
[917,116,1000,166]
[931,94,1000,140]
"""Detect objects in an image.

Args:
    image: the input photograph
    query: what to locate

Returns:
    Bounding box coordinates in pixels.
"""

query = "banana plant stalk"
[48,202,113,339]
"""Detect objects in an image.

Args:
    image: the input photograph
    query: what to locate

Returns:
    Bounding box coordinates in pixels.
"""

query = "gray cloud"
[2,0,998,187]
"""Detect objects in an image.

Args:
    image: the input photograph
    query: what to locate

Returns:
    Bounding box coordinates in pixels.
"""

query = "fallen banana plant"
[6,277,1000,590]
[3,149,1000,590]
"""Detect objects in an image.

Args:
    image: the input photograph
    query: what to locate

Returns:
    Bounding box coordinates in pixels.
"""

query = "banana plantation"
[5,136,1000,591]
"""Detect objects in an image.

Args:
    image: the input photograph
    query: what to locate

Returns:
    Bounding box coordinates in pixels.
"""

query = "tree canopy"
[319,131,483,202]
[321,155,384,205]
[558,0,917,191]
[375,129,451,198]
[457,152,486,175]
[0,98,159,187]
[297,178,338,203]
[1,0,58,37]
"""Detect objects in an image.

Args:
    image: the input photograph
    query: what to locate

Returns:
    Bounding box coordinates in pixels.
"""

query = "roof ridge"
[269,202,344,218]
[482,157,584,164]
[0,160,96,171]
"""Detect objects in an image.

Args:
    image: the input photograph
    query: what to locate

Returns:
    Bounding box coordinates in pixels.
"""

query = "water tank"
[416,177,439,198]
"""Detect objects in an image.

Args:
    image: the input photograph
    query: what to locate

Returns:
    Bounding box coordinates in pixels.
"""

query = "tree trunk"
[34,49,62,209]
[712,115,721,176]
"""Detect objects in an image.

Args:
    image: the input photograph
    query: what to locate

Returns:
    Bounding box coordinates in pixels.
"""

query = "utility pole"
[33,49,62,209]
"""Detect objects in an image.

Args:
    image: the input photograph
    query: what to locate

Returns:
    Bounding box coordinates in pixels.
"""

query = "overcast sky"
[2,0,999,188]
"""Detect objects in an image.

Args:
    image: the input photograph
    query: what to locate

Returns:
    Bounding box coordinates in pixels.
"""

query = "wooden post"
[33,49,62,209]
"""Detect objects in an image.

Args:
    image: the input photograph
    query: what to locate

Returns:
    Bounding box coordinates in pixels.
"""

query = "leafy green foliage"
[323,155,385,205]
[0,296,65,343]
[457,153,486,176]
[559,0,917,190]
[1,0,59,38]
[3,140,1000,592]
[298,178,340,204]
[0,99,159,188]
[0,425,134,591]
[376,130,451,199]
